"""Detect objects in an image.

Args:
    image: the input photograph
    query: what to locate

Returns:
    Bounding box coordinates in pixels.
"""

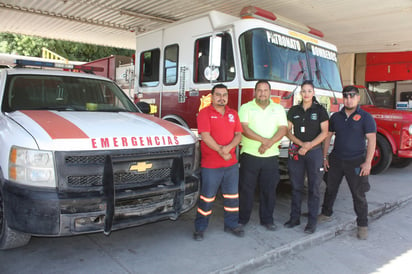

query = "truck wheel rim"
[372,147,381,166]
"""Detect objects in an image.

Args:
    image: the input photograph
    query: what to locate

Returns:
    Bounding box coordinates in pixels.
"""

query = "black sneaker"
[304,224,316,234]
[284,219,301,228]
[193,231,204,241]
[224,225,245,237]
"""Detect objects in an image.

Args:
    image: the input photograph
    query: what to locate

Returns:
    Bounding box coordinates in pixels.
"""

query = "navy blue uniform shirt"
[330,106,376,160]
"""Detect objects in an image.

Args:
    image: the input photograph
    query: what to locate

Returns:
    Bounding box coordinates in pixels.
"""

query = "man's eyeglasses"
[343,92,357,98]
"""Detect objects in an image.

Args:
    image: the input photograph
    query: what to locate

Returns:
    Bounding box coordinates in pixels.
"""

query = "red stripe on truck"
[133,113,189,136]
[21,110,89,139]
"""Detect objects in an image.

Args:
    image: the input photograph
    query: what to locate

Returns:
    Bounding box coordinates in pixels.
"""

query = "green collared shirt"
[239,99,287,157]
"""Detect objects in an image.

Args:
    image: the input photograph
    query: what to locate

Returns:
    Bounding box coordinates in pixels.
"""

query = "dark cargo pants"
[321,153,370,226]
[288,147,323,226]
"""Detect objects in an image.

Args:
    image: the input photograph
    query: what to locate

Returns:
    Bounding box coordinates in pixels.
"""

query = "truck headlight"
[9,146,56,188]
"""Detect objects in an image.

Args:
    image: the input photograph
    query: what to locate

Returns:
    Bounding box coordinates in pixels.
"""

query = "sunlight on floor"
[373,248,412,274]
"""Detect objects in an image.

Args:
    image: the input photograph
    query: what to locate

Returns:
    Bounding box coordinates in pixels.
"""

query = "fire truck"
[134,6,342,124]
[133,6,343,174]
[356,85,412,174]
[83,55,135,99]
[0,60,200,250]
[355,51,412,174]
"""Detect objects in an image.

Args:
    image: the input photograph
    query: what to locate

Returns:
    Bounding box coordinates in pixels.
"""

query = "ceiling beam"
[119,9,175,24]
[0,3,136,32]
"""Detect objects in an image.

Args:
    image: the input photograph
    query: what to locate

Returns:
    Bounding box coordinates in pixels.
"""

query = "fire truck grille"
[56,145,195,191]
[68,175,102,187]
[67,168,172,187]
[65,155,105,165]
[64,147,191,165]
[116,168,171,183]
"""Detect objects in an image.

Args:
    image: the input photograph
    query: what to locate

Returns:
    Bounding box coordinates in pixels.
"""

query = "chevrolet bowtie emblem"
[129,162,153,172]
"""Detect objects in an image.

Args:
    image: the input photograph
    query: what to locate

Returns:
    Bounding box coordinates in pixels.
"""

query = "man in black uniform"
[319,85,376,240]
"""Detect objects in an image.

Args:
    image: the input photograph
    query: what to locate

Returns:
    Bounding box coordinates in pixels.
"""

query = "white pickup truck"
[0,64,200,249]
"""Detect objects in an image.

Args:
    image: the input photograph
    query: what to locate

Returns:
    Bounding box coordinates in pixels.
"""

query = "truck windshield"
[239,29,342,92]
[239,28,308,84]
[3,75,139,112]
[307,43,342,92]
[358,86,376,106]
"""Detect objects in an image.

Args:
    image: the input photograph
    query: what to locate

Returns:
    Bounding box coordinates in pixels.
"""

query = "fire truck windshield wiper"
[292,59,306,82]
[282,59,305,100]
[10,105,85,111]
[315,59,337,104]
[93,107,131,112]
[282,59,306,100]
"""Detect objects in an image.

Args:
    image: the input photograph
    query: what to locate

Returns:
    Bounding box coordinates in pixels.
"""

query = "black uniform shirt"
[287,100,329,142]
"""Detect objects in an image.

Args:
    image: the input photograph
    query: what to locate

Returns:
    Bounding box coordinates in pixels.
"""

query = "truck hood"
[361,105,412,122]
[9,110,196,151]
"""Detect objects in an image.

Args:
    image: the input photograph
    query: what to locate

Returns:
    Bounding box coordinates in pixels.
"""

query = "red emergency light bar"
[14,59,104,73]
[240,6,324,38]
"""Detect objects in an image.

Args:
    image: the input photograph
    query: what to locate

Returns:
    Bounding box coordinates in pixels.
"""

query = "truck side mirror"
[202,36,223,82]
[209,36,222,67]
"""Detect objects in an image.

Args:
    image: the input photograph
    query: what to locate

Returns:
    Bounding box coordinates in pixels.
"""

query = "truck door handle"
[189,88,199,97]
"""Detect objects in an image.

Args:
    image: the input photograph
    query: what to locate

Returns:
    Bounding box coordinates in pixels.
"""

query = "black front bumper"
[4,174,199,236]
[4,148,200,236]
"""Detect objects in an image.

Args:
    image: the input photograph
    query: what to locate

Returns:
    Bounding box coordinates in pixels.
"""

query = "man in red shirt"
[193,84,244,241]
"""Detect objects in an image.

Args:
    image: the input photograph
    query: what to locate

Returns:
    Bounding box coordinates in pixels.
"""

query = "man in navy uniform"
[319,85,376,240]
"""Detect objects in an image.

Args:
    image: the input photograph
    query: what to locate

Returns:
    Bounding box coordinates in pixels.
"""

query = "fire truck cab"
[134,6,343,130]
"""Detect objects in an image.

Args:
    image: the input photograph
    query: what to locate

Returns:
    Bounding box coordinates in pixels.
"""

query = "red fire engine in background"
[131,6,343,177]
[356,52,412,173]
[133,6,343,127]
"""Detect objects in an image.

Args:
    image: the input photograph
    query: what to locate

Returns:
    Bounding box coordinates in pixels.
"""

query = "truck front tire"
[371,134,392,175]
[0,188,31,250]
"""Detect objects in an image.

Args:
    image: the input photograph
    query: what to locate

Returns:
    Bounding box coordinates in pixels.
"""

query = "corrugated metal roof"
[1,0,412,53]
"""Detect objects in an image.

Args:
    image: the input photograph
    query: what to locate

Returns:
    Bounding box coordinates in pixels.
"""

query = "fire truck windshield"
[239,28,342,92]
[240,28,307,84]
[307,43,342,92]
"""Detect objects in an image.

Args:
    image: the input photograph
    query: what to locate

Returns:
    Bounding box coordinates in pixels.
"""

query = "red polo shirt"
[197,105,242,168]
